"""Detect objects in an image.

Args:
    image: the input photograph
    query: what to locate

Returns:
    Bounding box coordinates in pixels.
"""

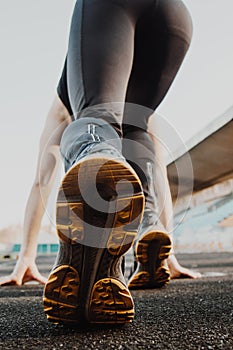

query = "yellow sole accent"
[88,278,134,324]
[128,231,171,289]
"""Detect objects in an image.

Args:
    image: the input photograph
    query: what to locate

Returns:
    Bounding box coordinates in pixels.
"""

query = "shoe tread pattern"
[128,231,171,289]
[88,278,134,324]
[43,265,80,324]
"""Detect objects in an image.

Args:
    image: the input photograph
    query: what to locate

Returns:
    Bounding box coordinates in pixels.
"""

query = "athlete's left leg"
[122,0,193,288]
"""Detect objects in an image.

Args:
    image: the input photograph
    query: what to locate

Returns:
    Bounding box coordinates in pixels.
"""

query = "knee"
[181,3,193,46]
[177,0,193,46]
[162,0,193,46]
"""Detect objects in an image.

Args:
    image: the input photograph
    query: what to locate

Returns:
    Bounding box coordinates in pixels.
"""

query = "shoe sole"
[43,155,144,324]
[128,230,171,290]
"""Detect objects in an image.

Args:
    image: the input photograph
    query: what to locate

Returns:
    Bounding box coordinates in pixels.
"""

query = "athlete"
[0,0,201,324]
[0,96,200,287]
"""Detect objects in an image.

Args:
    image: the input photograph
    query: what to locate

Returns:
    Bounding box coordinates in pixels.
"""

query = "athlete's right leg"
[43,0,154,325]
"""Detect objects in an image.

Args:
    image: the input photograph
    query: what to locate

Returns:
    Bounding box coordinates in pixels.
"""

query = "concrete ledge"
[168,106,233,199]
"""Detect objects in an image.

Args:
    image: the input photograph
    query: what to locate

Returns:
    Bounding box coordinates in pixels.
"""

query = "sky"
[0,0,233,229]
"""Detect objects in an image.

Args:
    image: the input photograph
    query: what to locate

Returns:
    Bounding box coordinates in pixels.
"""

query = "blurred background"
[0,0,232,257]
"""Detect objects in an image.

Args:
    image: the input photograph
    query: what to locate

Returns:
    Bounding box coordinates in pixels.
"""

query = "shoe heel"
[128,231,172,289]
[88,278,134,324]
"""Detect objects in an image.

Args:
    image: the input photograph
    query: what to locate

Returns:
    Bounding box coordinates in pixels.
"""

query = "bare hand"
[0,256,47,286]
[168,253,202,279]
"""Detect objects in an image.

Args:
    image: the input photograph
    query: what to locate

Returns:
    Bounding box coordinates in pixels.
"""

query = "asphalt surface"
[0,253,232,350]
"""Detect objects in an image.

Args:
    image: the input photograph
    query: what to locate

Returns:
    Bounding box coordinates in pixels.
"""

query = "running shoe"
[43,118,144,324]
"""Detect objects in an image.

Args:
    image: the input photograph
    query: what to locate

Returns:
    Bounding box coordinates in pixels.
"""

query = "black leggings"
[57,0,193,200]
